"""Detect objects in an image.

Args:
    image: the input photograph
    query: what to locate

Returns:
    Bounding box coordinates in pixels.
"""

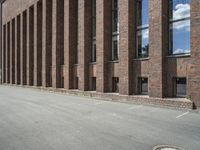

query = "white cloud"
[173,3,190,31]
[173,20,190,31]
[173,48,190,54]
[143,29,149,39]
[173,3,190,20]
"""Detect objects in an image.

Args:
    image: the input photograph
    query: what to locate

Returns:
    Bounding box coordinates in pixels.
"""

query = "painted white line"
[176,111,189,119]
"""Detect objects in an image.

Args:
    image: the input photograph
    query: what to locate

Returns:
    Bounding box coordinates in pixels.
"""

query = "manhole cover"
[153,145,184,150]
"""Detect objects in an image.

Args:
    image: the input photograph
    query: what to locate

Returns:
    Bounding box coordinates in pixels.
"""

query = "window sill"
[108,60,119,63]
[133,57,149,61]
[89,62,97,65]
[73,64,79,66]
[166,54,191,58]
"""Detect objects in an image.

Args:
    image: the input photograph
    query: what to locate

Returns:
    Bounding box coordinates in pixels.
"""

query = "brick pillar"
[34,1,43,86]
[119,0,135,95]
[2,25,6,83]
[77,0,92,91]
[6,22,10,84]
[27,6,34,86]
[188,0,200,108]
[20,11,27,85]
[52,0,64,88]
[96,0,112,93]
[15,16,21,85]
[10,22,12,84]
[148,0,168,98]
[63,0,77,89]
[10,19,15,84]
[42,0,52,87]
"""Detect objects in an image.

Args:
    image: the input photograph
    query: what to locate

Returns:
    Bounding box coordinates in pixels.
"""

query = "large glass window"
[111,0,119,61]
[91,0,96,62]
[136,0,149,58]
[169,0,191,55]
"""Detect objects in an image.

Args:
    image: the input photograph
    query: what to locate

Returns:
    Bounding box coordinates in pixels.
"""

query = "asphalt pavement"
[0,85,199,150]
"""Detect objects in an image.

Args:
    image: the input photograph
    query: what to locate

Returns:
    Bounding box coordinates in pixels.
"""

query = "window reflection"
[136,0,149,58]
[169,0,191,55]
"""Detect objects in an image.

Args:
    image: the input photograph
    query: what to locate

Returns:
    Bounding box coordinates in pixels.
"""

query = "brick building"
[0,0,200,109]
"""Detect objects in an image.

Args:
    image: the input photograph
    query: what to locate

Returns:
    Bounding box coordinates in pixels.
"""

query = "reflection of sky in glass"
[138,29,149,56]
[137,0,149,28]
[170,0,191,54]
[137,0,149,57]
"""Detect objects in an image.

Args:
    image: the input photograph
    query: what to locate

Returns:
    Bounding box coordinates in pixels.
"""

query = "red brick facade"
[0,0,200,109]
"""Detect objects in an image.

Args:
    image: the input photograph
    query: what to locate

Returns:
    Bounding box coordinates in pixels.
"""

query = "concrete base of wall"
[1,84,194,110]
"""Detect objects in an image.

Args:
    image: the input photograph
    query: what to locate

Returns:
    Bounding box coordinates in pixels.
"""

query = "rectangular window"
[91,0,96,62]
[136,0,149,58]
[111,0,119,61]
[169,0,191,55]
[74,77,79,89]
[112,77,119,93]
[138,77,148,95]
[91,77,96,91]
[174,77,187,97]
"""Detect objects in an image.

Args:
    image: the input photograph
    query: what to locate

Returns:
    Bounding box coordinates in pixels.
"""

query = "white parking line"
[176,111,189,119]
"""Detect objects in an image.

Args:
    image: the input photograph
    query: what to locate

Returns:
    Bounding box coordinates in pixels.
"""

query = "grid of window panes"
[138,77,148,95]
[136,0,149,58]
[91,0,96,62]
[111,0,119,61]
[175,78,187,97]
[169,0,191,55]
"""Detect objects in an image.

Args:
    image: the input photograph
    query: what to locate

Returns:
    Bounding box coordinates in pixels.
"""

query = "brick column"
[52,0,64,88]
[119,0,135,95]
[34,1,43,86]
[6,22,10,84]
[10,19,14,84]
[42,0,52,87]
[188,0,200,108]
[20,11,27,85]
[2,25,6,83]
[27,6,34,86]
[15,16,21,85]
[63,0,77,89]
[148,0,168,98]
[77,0,92,91]
[96,0,112,93]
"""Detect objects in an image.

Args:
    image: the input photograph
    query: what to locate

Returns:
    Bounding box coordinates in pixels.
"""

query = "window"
[138,77,148,95]
[111,0,119,61]
[74,77,79,89]
[136,0,149,58]
[169,0,191,55]
[91,0,96,62]
[112,77,119,93]
[174,77,186,97]
[91,77,96,91]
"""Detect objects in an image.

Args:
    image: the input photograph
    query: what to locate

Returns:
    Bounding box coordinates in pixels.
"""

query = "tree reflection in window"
[136,0,149,58]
